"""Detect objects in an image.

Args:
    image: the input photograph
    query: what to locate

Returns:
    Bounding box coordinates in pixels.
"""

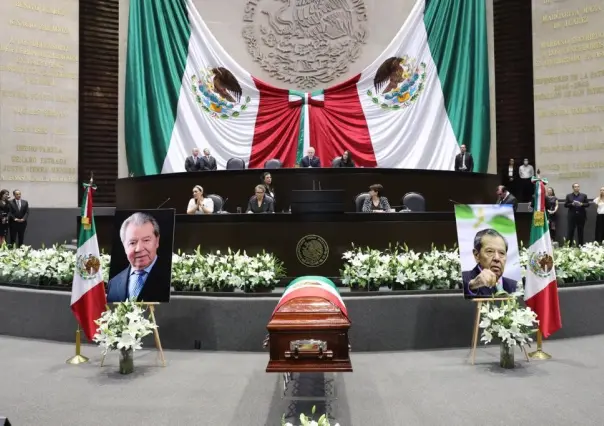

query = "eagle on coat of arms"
[367,55,427,110]
[191,67,251,119]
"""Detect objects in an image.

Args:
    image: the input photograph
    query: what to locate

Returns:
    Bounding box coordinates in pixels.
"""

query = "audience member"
[200,148,217,171]
[261,172,276,201]
[518,159,535,202]
[336,150,355,168]
[247,185,274,214]
[185,148,201,172]
[300,147,321,168]
[500,158,518,195]
[8,190,28,247]
[454,144,474,172]
[496,185,518,212]
[0,190,9,246]
[362,184,391,213]
[564,183,589,245]
[594,186,604,243]
[186,185,214,215]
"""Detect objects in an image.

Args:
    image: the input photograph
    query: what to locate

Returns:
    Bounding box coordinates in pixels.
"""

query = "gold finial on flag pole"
[528,330,552,360]
[66,325,90,365]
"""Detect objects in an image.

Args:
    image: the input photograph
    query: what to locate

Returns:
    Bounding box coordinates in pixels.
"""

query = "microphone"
[449,199,463,205]
[156,198,170,209]
[318,181,322,190]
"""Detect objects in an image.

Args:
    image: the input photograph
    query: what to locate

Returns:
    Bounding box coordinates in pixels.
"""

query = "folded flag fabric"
[126,0,489,174]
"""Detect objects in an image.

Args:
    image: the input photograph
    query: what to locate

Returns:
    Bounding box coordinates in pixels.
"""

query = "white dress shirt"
[519,164,534,179]
[187,197,214,214]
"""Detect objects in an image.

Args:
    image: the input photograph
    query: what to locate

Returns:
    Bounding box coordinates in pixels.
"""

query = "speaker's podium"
[290,189,346,214]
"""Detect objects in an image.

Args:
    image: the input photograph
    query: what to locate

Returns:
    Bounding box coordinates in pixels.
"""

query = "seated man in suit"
[107,212,169,303]
[462,228,517,298]
[300,147,321,168]
[247,185,275,214]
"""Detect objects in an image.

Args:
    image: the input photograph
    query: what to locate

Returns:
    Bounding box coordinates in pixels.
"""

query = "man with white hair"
[300,147,321,168]
[107,212,169,303]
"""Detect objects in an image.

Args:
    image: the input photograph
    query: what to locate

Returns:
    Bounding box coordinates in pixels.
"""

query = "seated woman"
[337,150,355,168]
[186,185,214,215]
[261,172,276,201]
[247,185,275,214]
[362,184,391,213]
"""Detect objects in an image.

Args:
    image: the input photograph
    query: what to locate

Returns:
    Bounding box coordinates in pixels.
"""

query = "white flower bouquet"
[341,245,396,290]
[282,406,339,426]
[93,301,157,354]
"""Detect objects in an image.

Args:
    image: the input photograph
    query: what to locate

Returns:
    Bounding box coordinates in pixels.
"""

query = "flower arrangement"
[0,244,283,292]
[93,301,157,374]
[282,406,339,426]
[341,244,461,290]
[478,295,539,368]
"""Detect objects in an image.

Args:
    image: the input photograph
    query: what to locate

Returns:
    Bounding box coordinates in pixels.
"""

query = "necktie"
[462,154,466,169]
[17,200,21,210]
[129,270,147,300]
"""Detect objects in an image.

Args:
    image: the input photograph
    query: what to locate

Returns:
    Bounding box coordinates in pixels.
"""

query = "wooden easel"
[470,297,529,365]
[100,302,166,367]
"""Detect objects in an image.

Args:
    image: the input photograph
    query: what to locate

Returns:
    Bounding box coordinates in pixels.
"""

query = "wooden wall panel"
[78,0,119,206]
[493,0,535,180]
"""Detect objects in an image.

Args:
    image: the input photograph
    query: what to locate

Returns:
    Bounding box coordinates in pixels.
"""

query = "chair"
[206,194,224,212]
[264,159,282,169]
[354,192,370,212]
[226,158,246,170]
[401,192,426,212]
[331,157,342,168]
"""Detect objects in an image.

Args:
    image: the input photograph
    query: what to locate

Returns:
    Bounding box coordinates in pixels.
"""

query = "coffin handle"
[262,334,270,349]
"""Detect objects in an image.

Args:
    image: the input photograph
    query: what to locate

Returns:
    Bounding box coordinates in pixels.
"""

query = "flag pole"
[66,325,90,364]
[529,330,552,360]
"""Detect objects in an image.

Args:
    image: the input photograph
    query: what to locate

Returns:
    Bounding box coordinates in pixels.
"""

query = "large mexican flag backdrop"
[125,0,490,174]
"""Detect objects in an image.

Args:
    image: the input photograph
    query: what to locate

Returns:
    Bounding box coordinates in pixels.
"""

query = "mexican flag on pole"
[70,182,107,341]
[524,177,562,338]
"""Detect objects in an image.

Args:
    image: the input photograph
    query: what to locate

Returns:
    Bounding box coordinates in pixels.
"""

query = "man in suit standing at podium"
[454,144,474,172]
[107,212,168,303]
[300,147,321,168]
[184,148,201,172]
[9,189,28,247]
[200,148,217,171]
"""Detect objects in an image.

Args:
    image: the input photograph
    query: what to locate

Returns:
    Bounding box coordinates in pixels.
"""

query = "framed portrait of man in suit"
[107,209,175,303]
[454,204,521,299]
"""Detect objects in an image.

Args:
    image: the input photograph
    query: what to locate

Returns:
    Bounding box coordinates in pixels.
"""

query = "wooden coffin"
[265,276,352,373]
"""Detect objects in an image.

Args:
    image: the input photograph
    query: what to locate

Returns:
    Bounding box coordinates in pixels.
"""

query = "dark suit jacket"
[185,156,201,172]
[9,199,29,222]
[247,196,274,214]
[500,165,519,185]
[462,265,517,298]
[300,156,321,168]
[454,152,474,172]
[498,192,518,212]
[106,259,170,303]
[200,156,217,171]
[564,192,589,217]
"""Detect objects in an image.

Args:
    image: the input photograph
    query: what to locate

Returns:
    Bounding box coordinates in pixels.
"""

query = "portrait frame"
[107,209,175,303]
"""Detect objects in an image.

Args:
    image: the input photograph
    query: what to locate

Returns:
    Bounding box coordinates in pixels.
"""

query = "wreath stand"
[469,297,529,365]
[100,302,166,367]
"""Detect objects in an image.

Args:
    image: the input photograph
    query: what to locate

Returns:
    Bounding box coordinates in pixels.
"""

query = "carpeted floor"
[0,335,603,426]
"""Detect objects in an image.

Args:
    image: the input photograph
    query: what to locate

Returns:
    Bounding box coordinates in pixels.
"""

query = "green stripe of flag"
[125,0,191,176]
[78,189,96,245]
[287,276,338,291]
[424,0,490,173]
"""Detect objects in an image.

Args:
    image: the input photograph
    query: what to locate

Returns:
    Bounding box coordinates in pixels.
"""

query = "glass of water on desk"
[236,207,242,214]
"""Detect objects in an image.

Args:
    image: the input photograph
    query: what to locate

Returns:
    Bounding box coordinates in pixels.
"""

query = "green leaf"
[488,215,517,234]
[454,204,475,219]
[245,96,251,103]
[220,114,229,119]
[381,103,390,109]
[240,104,247,110]
[366,90,372,96]
[372,97,379,104]
[202,106,210,112]
[392,104,400,109]
[232,111,240,117]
